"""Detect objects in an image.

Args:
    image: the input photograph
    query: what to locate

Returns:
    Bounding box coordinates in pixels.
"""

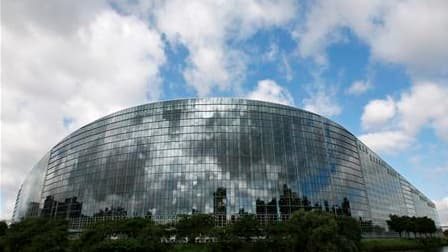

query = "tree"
[387,215,404,237]
[2,218,68,252]
[401,216,414,238]
[89,239,143,252]
[0,221,7,237]
[337,216,361,244]
[75,218,166,252]
[387,215,437,239]
[0,221,8,252]
[264,222,292,251]
[176,214,215,242]
[283,210,361,252]
[229,214,261,242]
[417,216,436,237]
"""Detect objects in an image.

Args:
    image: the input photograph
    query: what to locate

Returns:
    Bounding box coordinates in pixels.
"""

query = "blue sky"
[2,0,447,224]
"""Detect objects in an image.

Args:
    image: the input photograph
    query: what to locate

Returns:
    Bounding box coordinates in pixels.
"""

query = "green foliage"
[228,214,261,241]
[0,222,7,236]
[386,215,405,237]
[262,210,362,252]
[74,217,166,252]
[290,210,361,252]
[176,214,215,242]
[362,239,421,251]
[362,238,446,252]
[88,239,143,252]
[209,239,244,252]
[209,214,262,251]
[337,216,362,242]
[444,229,448,238]
[1,218,68,252]
[0,211,409,252]
[387,215,437,238]
[170,244,210,252]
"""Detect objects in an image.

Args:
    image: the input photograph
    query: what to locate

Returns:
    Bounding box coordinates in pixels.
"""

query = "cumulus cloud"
[295,0,386,65]
[397,82,448,140]
[247,79,294,106]
[361,96,396,130]
[346,80,372,95]
[297,0,448,156]
[303,84,341,117]
[0,0,299,220]
[370,0,448,76]
[154,0,297,95]
[1,1,166,219]
[358,131,414,154]
[359,82,448,153]
[297,0,448,76]
[281,54,294,82]
[434,197,448,226]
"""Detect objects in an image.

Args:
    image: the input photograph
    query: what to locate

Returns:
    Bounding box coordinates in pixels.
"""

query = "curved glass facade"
[12,98,439,229]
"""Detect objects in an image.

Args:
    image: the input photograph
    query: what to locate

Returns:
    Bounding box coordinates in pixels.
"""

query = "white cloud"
[297,0,448,158]
[397,82,448,140]
[371,0,448,76]
[434,197,448,226]
[154,0,297,96]
[346,80,372,95]
[358,131,414,154]
[263,44,293,82]
[0,0,298,222]
[282,54,294,82]
[303,84,341,117]
[361,96,396,130]
[359,82,448,153]
[1,2,165,220]
[247,79,294,106]
[297,0,448,75]
[295,0,386,65]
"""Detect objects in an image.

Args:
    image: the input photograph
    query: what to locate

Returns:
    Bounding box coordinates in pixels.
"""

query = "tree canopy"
[4,212,440,251]
[387,215,437,238]
[0,218,69,252]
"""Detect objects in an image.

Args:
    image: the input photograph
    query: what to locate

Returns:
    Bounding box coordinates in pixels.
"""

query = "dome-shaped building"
[13,98,439,229]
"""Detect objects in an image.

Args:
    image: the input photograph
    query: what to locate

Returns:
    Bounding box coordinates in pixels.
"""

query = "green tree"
[401,216,414,238]
[0,221,8,252]
[0,222,7,237]
[387,215,404,237]
[285,210,361,252]
[229,214,261,242]
[336,216,362,247]
[388,215,437,239]
[264,222,293,251]
[74,218,166,252]
[137,220,165,248]
[87,239,146,252]
[176,214,215,242]
[419,217,436,237]
[2,218,68,252]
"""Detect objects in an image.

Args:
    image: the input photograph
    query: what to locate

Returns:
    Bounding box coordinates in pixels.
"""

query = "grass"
[169,244,210,252]
[361,238,448,252]
[166,237,448,252]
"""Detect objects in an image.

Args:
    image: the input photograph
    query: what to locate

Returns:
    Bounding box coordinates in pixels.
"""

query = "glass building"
[12,98,440,229]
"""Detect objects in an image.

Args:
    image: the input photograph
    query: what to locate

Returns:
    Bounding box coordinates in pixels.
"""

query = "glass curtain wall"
[13,98,439,229]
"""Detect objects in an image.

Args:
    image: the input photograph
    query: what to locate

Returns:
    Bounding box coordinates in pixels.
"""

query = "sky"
[1,0,447,225]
